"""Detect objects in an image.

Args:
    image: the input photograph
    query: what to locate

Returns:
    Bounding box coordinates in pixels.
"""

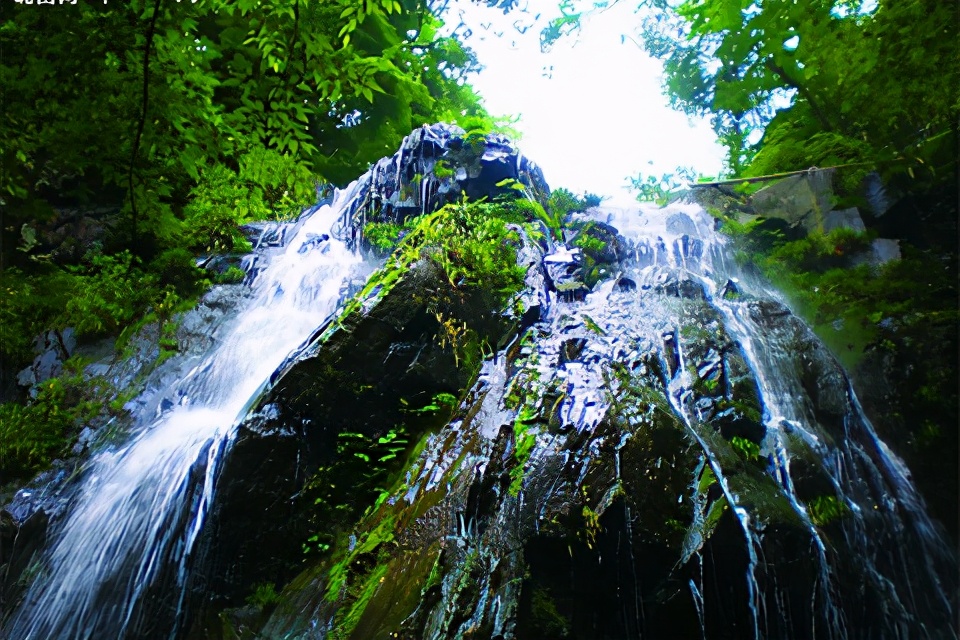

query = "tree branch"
[764,58,836,133]
[127,0,163,251]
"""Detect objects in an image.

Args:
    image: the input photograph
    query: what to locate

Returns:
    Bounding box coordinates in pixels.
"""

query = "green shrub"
[0,267,74,367]
[60,251,154,336]
[148,248,206,293]
[573,231,606,254]
[501,197,549,226]
[246,582,282,609]
[397,200,526,305]
[238,145,317,220]
[362,221,405,253]
[765,227,874,273]
[183,165,259,254]
[547,187,587,219]
[215,265,246,285]
[0,358,108,480]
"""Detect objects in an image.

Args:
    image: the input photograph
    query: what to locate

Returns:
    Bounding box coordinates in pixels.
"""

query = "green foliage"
[432,159,455,181]
[509,406,539,496]
[502,195,555,229]
[629,166,700,204]
[361,214,422,254]
[2,0,507,264]
[400,200,527,306]
[546,187,590,219]
[0,268,75,366]
[362,221,405,253]
[0,250,203,386]
[636,0,958,183]
[246,582,282,609]
[747,129,874,198]
[304,424,410,555]
[527,587,571,638]
[580,501,603,550]
[730,436,761,462]
[0,358,110,480]
[703,495,728,536]
[405,392,458,415]
[215,265,247,285]
[807,494,849,527]
[148,248,206,293]
[237,145,318,220]
[183,165,258,254]
[572,232,606,254]
[765,227,874,273]
[715,215,788,262]
[696,464,717,494]
[61,252,154,336]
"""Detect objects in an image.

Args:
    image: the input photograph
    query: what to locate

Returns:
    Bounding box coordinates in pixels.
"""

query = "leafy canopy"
[538,0,958,186]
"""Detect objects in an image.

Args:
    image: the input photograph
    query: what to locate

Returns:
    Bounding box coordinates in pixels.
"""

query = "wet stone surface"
[245,204,956,640]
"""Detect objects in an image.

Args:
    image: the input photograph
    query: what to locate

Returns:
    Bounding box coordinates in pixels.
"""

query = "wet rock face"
[0,503,49,614]
[30,206,121,265]
[336,123,549,250]
[242,203,955,640]
[0,227,292,624]
[8,133,953,639]
[178,254,523,638]
[16,329,77,396]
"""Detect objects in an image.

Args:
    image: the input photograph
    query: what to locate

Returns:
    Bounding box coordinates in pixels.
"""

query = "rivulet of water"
[4,185,366,640]
[595,203,956,639]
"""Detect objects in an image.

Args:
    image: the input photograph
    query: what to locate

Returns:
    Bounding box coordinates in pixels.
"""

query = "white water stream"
[5,186,366,640]
[589,203,956,639]
[4,190,954,639]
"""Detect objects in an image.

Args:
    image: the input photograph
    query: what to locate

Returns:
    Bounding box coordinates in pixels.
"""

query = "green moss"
[807,494,850,527]
[580,314,605,336]
[702,494,728,538]
[325,514,397,602]
[528,587,570,638]
[730,436,760,461]
[422,552,444,594]
[332,563,390,639]
[572,232,606,254]
[726,473,803,527]
[215,265,246,284]
[246,582,282,609]
[509,406,539,496]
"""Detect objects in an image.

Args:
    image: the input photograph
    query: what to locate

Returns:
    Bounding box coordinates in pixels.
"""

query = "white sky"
[445,1,727,204]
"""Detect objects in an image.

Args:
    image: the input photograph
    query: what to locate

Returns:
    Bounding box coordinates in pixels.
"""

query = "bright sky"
[445,1,727,204]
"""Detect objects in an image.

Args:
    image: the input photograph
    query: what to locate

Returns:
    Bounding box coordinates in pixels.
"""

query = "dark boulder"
[178,250,527,638]
[338,124,549,251]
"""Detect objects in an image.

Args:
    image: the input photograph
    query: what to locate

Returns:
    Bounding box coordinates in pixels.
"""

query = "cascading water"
[588,203,957,638]
[3,123,953,639]
[3,185,369,640]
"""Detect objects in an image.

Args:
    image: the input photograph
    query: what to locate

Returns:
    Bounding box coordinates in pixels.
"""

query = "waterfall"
[3,185,368,640]
[590,203,957,638]
[3,155,954,638]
